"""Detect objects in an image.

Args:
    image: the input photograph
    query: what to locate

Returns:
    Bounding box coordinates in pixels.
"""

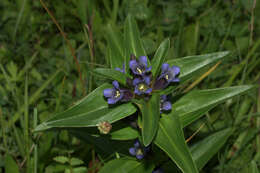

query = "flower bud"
[97,121,112,134]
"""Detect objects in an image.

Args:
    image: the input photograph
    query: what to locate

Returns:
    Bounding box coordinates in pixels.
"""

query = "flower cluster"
[103,55,180,106]
[129,139,150,160]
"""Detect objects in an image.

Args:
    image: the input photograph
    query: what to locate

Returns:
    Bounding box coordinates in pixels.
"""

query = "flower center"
[165,74,169,80]
[138,83,147,91]
[136,149,143,156]
[115,90,121,98]
[136,67,143,74]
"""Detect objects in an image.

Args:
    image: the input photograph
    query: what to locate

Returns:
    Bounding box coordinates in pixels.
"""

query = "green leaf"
[109,126,139,140]
[93,68,129,85]
[133,93,160,146]
[70,157,84,166]
[53,156,69,164]
[190,128,232,170]
[167,51,229,81]
[124,15,147,69]
[72,167,88,173]
[162,51,229,94]
[151,38,170,77]
[106,24,125,69]
[173,85,255,127]
[4,154,19,173]
[249,161,259,173]
[99,158,154,173]
[155,115,199,173]
[35,84,137,131]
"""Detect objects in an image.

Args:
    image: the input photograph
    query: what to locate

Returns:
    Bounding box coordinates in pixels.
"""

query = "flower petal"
[172,65,180,75]
[136,154,144,160]
[143,76,151,85]
[103,88,114,98]
[129,60,138,71]
[115,67,123,73]
[160,95,167,101]
[134,86,142,95]
[144,88,152,94]
[171,78,180,82]
[162,101,172,111]
[107,98,117,104]
[112,80,120,89]
[139,56,148,67]
[134,139,140,148]
[161,63,170,73]
[133,78,142,86]
[146,66,152,72]
[129,147,136,156]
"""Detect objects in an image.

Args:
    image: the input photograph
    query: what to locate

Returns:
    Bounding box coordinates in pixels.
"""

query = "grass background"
[0,0,259,172]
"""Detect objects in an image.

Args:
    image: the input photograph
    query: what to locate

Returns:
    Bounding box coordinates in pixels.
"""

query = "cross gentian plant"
[36,15,252,173]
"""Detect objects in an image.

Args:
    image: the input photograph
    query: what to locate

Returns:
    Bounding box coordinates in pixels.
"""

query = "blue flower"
[133,76,152,95]
[160,95,172,113]
[103,81,124,104]
[129,139,150,160]
[159,63,180,86]
[129,56,151,76]
[152,168,164,173]
[115,63,125,73]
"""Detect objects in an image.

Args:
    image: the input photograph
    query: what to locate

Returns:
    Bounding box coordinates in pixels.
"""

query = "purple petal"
[129,147,136,156]
[112,81,119,89]
[129,60,138,71]
[160,95,167,101]
[139,56,148,67]
[144,88,152,94]
[171,78,180,82]
[136,154,144,160]
[143,76,151,85]
[146,66,152,72]
[172,66,180,75]
[115,67,123,73]
[134,86,142,95]
[133,78,142,86]
[103,88,114,98]
[107,98,117,104]
[134,140,140,148]
[162,101,172,111]
[161,63,170,73]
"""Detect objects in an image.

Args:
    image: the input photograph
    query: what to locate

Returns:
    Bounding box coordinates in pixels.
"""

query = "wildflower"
[160,95,172,113]
[115,63,125,73]
[129,140,150,160]
[103,81,124,104]
[133,76,152,95]
[97,121,112,134]
[152,167,164,173]
[129,56,151,76]
[158,63,180,86]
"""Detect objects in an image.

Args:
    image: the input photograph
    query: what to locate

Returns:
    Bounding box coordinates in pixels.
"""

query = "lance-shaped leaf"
[133,93,160,146]
[155,115,199,173]
[124,15,148,69]
[162,51,229,94]
[249,161,259,173]
[99,158,154,173]
[35,84,137,131]
[106,24,125,69]
[190,128,232,170]
[173,85,255,127]
[93,68,131,85]
[109,126,139,140]
[151,38,170,77]
[167,51,229,81]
